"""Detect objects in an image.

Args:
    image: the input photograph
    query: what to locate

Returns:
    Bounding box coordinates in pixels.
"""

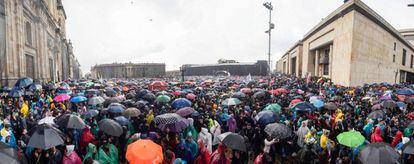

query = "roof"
[302,0,414,51]
[280,40,303,58]
[185,62,258,68]
[399,28,414,33]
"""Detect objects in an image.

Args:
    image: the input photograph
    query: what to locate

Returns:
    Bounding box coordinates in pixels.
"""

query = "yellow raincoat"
[335,109,344,123]
[20,102,29,118]
[146,111,154,126]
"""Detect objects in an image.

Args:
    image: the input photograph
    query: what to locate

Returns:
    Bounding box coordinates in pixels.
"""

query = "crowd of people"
[1,74,414,164]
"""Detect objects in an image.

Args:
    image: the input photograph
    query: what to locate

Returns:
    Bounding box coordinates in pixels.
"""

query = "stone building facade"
[276,0,414,86]
[91,63,166,79]
[182,60,268,76]
[0,0,80,87]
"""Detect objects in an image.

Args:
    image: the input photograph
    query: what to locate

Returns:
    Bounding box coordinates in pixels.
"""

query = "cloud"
[63,0,414,73]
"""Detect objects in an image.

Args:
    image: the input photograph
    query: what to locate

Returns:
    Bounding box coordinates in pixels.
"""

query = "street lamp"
[409,4,414,7]
[263,2,274,76]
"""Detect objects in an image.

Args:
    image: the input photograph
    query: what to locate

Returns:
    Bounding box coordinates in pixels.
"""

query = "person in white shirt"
[263,136,278,154]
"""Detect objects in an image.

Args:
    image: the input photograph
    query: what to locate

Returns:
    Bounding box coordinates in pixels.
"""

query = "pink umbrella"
[54,94,71,102]
[240,88,252,94]
[186,93,196,100]
[269,90,279,96]
[290,99,303,106]
[276,88,289,94]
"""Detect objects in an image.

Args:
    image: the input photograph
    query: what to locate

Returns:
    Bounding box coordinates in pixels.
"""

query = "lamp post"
[263,2,274,76]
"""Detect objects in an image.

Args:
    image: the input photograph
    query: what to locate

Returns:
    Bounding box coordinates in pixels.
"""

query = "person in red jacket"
[370,127,383,143]
[391,130,403,147]
[195,139,211,164]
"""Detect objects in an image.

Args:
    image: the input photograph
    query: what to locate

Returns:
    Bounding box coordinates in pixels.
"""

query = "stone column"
[315,50,319,76]
[329,44,333,79]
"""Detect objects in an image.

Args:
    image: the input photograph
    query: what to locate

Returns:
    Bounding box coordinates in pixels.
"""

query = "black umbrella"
[143,93,156,102]
[105,88,117,97]
[14,77,33,88]
[98,119,123,137]
[222,133,247,152]
[382,100,397,109]
[403,141,414,155]
[121,100,135,108]
[0,142,20,164]
[264,123,292,139]
[406,97,414,105]
[358,142,399,164]
[367,110,386,119]
[135,100,148,109]
[55,114,86,129]
[28,83,42,91]
[28,124,64,150]
[104,97,121,107]
[324,102,338,111]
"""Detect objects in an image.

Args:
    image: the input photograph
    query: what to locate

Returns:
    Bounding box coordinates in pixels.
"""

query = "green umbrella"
[156,95,171,103]
[264,103,282,113]
[337,130,365,148]
[222,98,241,106]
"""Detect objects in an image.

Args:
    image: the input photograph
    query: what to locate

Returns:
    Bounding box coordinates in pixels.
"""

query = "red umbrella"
[149,81,168,91]
[172,91,182,97]
[240,88,252,94]
[269,90,279,95]
[186,93,196,100]
[290,99,303,106]
[276,88,289,94]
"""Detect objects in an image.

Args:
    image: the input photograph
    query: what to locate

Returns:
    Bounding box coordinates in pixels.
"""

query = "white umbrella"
[38,116,55,125]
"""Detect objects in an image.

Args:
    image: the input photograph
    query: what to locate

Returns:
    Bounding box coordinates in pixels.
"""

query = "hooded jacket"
[198,128,212,154]
[391,131,403,147]
[370,127,383,143]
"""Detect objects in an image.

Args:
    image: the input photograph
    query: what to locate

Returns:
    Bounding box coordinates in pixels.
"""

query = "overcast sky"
[62,0,414,73]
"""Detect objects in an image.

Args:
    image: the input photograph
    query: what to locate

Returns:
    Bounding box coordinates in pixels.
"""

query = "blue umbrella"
[255,110,279,125]
[396,101,407,110]
[8,87,23,98]
[108,103,125,113]
[312,99,325,109]
[396,89,414,95]
[292,102,316,112]
[70,96,87,103]
[14,77,33,88]
[171,98,192,109]
[114,116,129,126]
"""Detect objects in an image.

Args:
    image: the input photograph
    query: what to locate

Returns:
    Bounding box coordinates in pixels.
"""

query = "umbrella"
[221,133,247,152]
[175,107,196,117]
[105,88,117,97]
[38,116,55,125]
[154,113,184,125]
[70,96,87,103]
[264,103,282,113]
[255,110,279,125]
[126,139,163,164]
[213,132,232,145]
[324,102,338,111]
[14,77,33,88]
[222,98,241,106]
[84,110,99,118]
[98,119,123,137]
[291,102,316,112]
[28,124,64,150]
[275,88,289,94]
[0,142,20,164]
[382,100,396,109]
[396,101,407,110]
[403,141,414,155]
[264,123,292,139]
[104,97,121,107]
[396,89,414,95]
[290,99,303,106]
[368,110,385,119]
[8,88,23,98]
[123,107,141,117]
[186,93,196,100]
[85,89,100,96]
[55,114,86,129]
[107,103,125,113]
[240,88,251,94]
[156,95,171,104]
[232,92,246,99]
[358,142,399,164]
[171,98,192,109]
[253,91,268,100]
[336,131,365,148]
[269,90,279,96]
[114,116,129,126]
[312,99,324,108]
[407,121,414,129]
[143,93,156,102]
[157,118,190,132]
[406,97,414,104]
[53,94,71,102]
[28,83,42,91]
[371,104,382,110]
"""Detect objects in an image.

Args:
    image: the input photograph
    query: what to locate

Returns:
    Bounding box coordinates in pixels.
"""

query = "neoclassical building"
[91,63,166,79]
[276,0,414,86]
[0,0,81,86]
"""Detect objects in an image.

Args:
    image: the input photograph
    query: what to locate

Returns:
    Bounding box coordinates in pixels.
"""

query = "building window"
[323,49,330,76]
[25,22,32,45]
[403,49,407,66]
[393,54,396,63]
[394,42,396,51]
[411,55,414,68]
[25,54,35,78]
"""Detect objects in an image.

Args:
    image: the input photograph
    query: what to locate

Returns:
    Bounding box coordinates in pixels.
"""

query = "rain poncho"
[184,134,198,159]
[296,122,310,148]
[146,110,154,126]
[195,139,211,164]
[320,132,334,150]
[370,127,383,143]
[97,144,118,164]
[20,102,29,118]
[0,125,17,148]
[363,120,374,137]
[391,131,403,147]
[198,128,212,154]
[62,145,82,164]
[84,143,97,162]
[210,143,230,164]
[183,118,198,141]
[227,114,237,133]
[80,127,96,153]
